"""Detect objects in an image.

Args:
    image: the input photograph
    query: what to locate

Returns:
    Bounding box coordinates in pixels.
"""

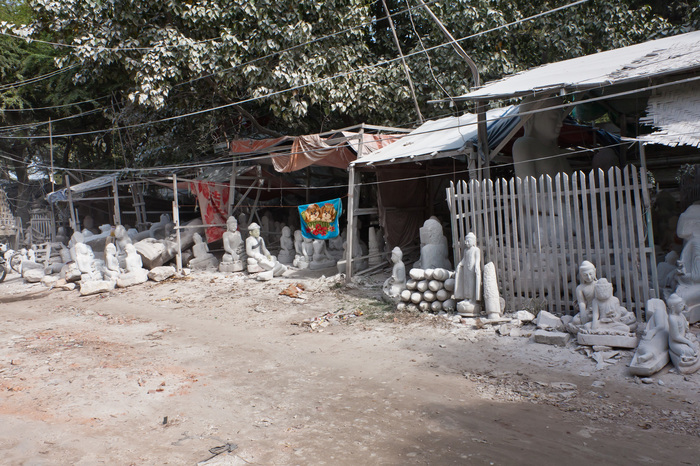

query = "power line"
[0,95,111,112]
[0,64,79,91]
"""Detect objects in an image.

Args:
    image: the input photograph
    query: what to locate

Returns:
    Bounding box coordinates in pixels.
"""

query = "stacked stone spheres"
[397,268,456,313]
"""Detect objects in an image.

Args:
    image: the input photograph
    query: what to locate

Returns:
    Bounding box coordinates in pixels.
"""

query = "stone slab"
[23,268,45,283]
[577,332,638,349]
[534,329,570,347]
[536,310,564,332]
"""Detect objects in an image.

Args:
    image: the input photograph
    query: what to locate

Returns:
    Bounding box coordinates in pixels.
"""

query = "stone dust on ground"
[0,269,698,465]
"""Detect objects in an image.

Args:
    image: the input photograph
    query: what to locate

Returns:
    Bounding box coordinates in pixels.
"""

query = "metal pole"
[172,174,183,272]
[416,0,488,181]
[381,0,423,124]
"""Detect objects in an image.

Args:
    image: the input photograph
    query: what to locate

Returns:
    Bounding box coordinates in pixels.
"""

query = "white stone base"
[457,300,480,317]
[219,261,244,273]
[669,351,700,374]
[629,352,670,377]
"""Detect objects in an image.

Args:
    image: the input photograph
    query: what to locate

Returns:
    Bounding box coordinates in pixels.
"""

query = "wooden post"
[65,175,78,232]
[112,177,121,225]
[172,174,182,273]
[639,143,658,300]
[228,159,237,218]
[346,164,356,282]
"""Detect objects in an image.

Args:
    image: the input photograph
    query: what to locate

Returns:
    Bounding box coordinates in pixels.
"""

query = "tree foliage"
[0,0,696,180]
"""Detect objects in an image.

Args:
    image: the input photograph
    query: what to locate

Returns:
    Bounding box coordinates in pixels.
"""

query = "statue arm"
[591,300,600,330]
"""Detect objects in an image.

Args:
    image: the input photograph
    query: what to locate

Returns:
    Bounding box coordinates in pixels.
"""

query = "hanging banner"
[299,198,342,240]
[189,181,230,243]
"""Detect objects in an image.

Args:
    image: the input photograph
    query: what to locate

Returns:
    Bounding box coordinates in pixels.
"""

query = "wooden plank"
[588,170,602,273]
[533,176,546,308]
[610,167,629,311]
[482,179,493,265]
[557,173,573,314]
[494,179,508,305]
[538,175,553,311]
[578,172,593,273]
[546,175,562,313]
[571,172,584,276]
[455,180,466,262]
[609,167,646,315]
[639,144,659,299]
[112,178,121,226]
[510,177,523,310]
[518,176,532,302]
[599,168,616,299]
[630,165,650,321]
[447,182,458,268]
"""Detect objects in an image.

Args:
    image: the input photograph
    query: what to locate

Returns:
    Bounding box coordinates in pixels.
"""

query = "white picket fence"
[447,166,658,319]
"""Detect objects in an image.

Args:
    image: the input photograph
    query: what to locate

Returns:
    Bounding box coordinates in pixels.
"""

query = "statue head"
[294,229,302,241]
[665,250,679,264]
[579,261,597,284]
[667,293,685,314]
[105,243,117,255]
[594,278,613,301]
[226,216,238,232]
[391,246,403,263]
[282,226,291,237]
[193,232,203,244]
[419,218,443,245]
[520,95,568,142]
[248,222,261,238]
[465,232,477,248]
[677,203,700,240]
[125,244,136,255]
[83,215,94,230]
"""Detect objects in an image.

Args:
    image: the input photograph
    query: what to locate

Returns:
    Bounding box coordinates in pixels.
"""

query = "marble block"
[534,329,570,347]
[80,279,116,296]
[577,332,638,349]
[219,261,244,273]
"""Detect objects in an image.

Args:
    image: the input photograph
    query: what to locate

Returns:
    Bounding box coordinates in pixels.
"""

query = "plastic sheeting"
[272,134,356,173]
[46,173,119,204]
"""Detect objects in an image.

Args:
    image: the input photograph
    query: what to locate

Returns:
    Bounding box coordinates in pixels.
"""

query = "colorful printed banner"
[299,198,342,240]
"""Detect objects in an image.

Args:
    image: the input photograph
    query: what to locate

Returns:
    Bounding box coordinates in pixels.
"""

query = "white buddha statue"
[383,247,406,300]
[246,222,287,280]
[674,203,700,323]
[277,226,295,265]
[667,293,700,374]
[630,298,670,376]
[416,218,451,270]
[189,232,219,270]
[512,95,572,179]
[310,239,336,270]
[220,216,245,272]
[455,232,481,316]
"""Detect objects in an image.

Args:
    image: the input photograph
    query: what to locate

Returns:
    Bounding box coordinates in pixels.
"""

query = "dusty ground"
[1,268,698,465]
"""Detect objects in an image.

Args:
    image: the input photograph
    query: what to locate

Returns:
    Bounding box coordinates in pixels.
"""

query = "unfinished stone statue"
[327,229,345,261]
[512,95,572,179]
[577,278,638,348]
[149,213,174,239]
[667,293,700,374]
[567,261,598,333]
[483,262,503,319]
[416,218,452,270]
[368,226,381,266]
[674,203,700,323]
[246,222,287,280]
[277,226,295,265]
[75,242,102,281]
[383,247,406,301]
[630,298,670,376]
[292,230,309,269]
[55,226,68,245]
[117,243,149,288]
[657,250,679,289]
[189,232,219,270]
[220,216,245,272]
[455,232,481,316]
[102,243,122,281]
[336,233,368,274]
[310,239,336,270]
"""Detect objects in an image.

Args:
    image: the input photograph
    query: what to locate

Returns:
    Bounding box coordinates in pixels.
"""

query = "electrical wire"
[0,64,79,91]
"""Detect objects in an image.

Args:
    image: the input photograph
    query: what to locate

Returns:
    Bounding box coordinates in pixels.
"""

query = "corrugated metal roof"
[457,31,700,101]
[351,106,516,166]
[640,82,700,148]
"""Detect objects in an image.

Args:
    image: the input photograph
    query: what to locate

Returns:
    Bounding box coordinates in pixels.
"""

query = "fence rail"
[447,166,658,319]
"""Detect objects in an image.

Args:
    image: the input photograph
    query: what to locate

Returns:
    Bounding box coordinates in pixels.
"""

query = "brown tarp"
[229,137,291,154]
[270,134,353,173]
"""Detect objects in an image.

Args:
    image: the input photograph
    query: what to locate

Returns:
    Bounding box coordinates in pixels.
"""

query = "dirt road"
[1,271,698,465]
